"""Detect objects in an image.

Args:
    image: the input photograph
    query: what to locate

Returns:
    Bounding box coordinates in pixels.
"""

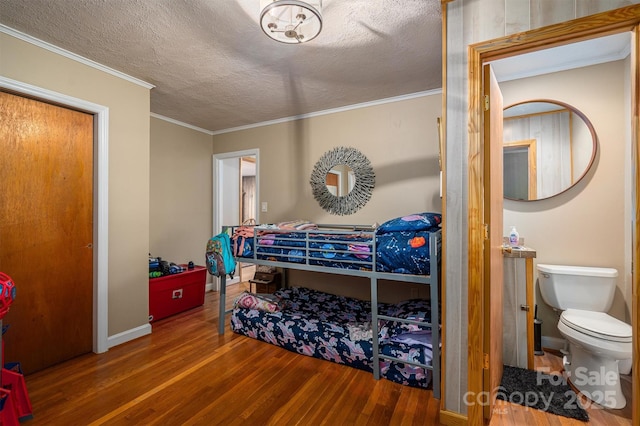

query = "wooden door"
[325,172,338,195]
[0,91,93,374]
[482,64,504,420]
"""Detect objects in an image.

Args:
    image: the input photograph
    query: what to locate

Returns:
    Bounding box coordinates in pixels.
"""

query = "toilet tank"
[536,264,618,311]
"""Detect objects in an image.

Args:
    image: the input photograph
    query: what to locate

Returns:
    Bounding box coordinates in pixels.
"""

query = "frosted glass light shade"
[260,0,322,44]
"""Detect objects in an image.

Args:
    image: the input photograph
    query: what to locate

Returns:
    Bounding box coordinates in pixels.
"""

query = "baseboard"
[107,323,152,349]
[439,409,468,425]
[541,335,566,351]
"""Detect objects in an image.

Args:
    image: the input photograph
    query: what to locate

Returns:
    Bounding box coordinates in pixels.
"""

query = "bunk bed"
[214,213,442,397]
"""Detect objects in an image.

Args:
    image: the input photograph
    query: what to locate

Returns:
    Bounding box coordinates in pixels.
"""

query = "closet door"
[0,91,93,374]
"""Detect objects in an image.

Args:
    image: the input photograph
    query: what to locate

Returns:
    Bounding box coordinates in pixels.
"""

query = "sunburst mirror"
[310,146,375,215]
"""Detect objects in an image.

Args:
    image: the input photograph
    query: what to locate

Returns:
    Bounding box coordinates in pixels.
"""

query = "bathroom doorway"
[497,36,632,421]
[467,8,640,426]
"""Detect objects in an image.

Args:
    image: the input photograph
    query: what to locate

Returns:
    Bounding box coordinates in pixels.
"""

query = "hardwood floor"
[23,282,441,425]
[490,350,633,426]
[23,282,633,425]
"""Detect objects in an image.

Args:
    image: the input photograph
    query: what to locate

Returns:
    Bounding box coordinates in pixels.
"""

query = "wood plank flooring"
[490,349,633,426]
[22,282,634,425]
[23,282,441,425]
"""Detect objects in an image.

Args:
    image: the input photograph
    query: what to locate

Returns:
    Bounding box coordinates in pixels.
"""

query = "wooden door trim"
[466,41,485,425]
[632,22,640,426]
[0,76,110,353]
[467,5,640,426]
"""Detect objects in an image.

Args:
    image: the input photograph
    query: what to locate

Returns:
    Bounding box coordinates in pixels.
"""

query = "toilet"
[537,264,632,409]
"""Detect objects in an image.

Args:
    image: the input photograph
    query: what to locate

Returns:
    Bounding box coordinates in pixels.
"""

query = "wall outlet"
[261,202,268,212]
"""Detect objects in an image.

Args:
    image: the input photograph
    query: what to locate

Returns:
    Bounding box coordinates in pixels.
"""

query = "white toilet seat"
[560,309,632,343]
[557,312,632,409]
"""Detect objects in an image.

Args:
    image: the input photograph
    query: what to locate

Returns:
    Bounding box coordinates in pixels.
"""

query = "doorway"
[467,8,640,426]
[212,149,260,290]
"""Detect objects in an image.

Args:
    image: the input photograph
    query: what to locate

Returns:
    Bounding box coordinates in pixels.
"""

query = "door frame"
[212,148,260,289]
[0,76,109,354]
[467,6,640,425]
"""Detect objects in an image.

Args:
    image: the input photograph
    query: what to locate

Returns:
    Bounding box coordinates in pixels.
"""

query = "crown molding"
[0,24,155,89]
[150,89,443,136]
[210,88,443,135]
[150,113,214,135]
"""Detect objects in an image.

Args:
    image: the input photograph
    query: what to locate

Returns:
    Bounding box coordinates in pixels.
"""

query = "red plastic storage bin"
[149,265,206,322]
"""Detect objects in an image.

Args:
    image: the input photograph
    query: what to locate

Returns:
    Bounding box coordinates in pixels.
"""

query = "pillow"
[277,220,318,230]
[376,213,442,234]
[233,292,281,312]
[347,322,373,341]
[378,299,433,340]
[392,298,433,318]
[391,330,435,349]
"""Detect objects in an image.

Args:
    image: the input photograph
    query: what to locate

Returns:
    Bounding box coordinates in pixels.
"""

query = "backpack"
[205,232,236,278]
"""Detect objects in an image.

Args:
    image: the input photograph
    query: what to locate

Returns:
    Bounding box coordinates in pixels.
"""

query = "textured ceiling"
[0,0,443,133]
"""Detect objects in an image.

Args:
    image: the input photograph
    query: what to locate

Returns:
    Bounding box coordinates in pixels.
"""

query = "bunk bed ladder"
[371,229,441,399]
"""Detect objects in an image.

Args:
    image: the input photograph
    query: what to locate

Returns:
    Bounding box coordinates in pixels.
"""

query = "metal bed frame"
[217,225,442,398]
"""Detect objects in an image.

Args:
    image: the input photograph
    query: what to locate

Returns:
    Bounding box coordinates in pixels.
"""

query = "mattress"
[230,286,438,389]
[237,229,438,275]
[232,213,442,275]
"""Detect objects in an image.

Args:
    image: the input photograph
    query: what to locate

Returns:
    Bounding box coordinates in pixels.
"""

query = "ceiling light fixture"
[260,0,322,44]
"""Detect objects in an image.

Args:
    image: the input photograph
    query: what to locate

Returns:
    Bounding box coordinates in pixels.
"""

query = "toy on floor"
[0,273,15,319]
[0,272,32,424]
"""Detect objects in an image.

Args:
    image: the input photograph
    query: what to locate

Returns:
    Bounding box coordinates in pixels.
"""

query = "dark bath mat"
[497,365,589,422]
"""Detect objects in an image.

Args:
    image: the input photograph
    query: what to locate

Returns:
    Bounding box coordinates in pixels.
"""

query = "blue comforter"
[237,230,436,275]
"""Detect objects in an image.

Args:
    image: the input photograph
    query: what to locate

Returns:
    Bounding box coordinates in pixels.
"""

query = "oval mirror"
[503,100,597,201]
